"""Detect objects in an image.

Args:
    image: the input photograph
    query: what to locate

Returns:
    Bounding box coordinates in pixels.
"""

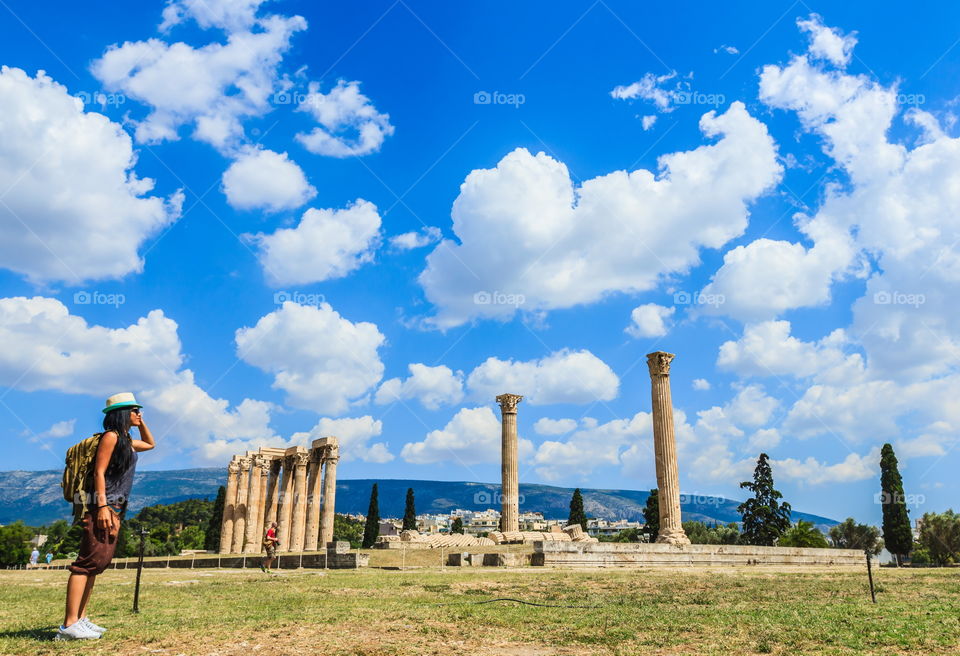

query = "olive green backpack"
[61,433,104,522]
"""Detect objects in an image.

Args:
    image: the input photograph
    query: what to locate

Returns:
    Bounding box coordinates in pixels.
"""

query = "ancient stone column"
[218,457,240,554]
[276,456,295,551]
[263,458,281,530]
[647,351,690,545]
[319,443,339,547]
[231,456,252,553]
[243,455,268,553]
[496,393,523,534]
[254,456,270,549]
[304,448,324,551]
[289,450,310,552]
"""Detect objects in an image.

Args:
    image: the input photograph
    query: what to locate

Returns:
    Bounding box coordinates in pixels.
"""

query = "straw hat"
[102,392,142,414]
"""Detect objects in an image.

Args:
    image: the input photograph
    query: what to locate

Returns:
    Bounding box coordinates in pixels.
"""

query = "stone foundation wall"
[107,551,368,570]
[532,542,864,568]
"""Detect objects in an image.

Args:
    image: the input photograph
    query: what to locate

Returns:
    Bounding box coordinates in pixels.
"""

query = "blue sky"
[1,0,958,525]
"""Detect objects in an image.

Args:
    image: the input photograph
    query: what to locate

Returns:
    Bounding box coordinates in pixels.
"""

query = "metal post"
[133,528,147,613]
[866,551,876,603]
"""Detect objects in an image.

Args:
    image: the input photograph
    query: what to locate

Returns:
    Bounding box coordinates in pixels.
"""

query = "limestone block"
[562,524,584,540]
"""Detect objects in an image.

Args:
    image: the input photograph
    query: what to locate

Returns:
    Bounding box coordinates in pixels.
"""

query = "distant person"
[30,548,40,567]
[46,552,54,568]
[261,521,279,573]
[57,393,155,641]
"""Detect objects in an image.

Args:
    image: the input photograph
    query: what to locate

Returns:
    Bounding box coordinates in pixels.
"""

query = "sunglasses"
[130,408,142,415]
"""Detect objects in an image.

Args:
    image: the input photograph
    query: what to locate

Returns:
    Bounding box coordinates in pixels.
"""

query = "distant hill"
[0,470,839,531]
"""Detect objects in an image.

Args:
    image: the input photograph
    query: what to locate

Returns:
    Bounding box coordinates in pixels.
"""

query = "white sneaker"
[81,617,106,635]
[55,621,100,640]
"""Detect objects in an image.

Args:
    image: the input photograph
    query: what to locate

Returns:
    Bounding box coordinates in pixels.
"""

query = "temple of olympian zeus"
[219,350,689,553]
[218,438,339,554]
[495,351,689,545]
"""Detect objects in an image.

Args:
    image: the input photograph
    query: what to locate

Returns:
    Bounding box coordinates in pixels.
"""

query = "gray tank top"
[104,439,138,510]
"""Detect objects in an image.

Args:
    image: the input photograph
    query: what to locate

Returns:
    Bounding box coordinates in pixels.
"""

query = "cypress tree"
[642,488,660,543]
[738,453,792,546]
[204,485,226,552]
[568,488,587,530]
[879,443,912,565]
[451,517,464,534]
[362,484,381,548]
[402,488,417,531]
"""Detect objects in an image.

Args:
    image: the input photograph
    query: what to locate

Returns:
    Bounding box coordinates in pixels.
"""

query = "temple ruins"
[219,438,339,554]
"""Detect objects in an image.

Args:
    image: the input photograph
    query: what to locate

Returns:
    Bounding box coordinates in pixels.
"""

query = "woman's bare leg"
[64,573,88,626]
[78,574,97,619]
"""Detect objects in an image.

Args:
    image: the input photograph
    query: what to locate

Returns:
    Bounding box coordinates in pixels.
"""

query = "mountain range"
[0,469,839,530]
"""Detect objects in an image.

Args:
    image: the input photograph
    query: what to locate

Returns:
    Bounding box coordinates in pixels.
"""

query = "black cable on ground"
[431,597,612,609]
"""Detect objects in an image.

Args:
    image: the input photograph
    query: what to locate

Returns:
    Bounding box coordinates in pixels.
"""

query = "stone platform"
[107,551,369,570]
[531,542,864,568]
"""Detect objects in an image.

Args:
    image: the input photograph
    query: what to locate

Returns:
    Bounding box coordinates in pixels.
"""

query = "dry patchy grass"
[0,565,957,655]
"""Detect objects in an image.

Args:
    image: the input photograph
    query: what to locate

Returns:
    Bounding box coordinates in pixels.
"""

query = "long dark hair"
[102,407,135,477]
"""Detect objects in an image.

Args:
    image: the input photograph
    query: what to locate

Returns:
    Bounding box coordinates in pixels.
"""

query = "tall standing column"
[231,456,252,553]
[243,455,267,553]
[319,444,339,547]
[276,456,295,551]
[263,459,281,530]
[304,449,324,551]
[289,451,310,552]
[496,393,523,533]
[647,351,690,545]
[218,458,240,554]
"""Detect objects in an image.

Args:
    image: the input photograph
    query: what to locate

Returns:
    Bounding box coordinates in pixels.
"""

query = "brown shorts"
[68,510,120,576]
[264,542,276,558]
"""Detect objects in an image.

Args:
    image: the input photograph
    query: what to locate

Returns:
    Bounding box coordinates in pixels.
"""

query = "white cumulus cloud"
[625,303,675,338]
[418,102,782,327]
[375,363,464,410]
[245,199,382,286]
[235,301,385,415]
[296,80,394,157]
[400,406,533,466]
[466,349,619,405]
[291,415,393,463]
[221,147,315,212]
[0,67,181,284]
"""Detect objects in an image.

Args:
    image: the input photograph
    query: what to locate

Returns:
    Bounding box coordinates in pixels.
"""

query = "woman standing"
[57,393,155,641]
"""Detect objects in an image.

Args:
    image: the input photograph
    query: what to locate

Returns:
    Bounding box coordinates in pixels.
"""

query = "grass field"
[0,564,958,655]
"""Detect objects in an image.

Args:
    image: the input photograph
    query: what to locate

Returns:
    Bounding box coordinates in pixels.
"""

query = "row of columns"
[218,438,340,554]
[493,351,689,545]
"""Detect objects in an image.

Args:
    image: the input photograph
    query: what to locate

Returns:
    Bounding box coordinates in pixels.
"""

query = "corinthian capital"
[238,456,252,472]
[496,393,523,413]
[227,459,241,475]
[646,351,675,377]
[293,452,311,468]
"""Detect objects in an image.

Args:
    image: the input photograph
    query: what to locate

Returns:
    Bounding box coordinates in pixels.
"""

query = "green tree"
[779,520,830,548]
[568,488,587,531]
[0,521,33,567]
[402,488,417,531]
[179,525,206,550]
[611,527,643,542]
[451,517,464,534]
[204,485,226,551]
[333,514,365,549]
[916,510,960,566]
[362,484,380,548]
[682,521,740,545]
[642,489,660,543]
[828,518,882,555]
[880,443,913,566]
[738,453,792,546]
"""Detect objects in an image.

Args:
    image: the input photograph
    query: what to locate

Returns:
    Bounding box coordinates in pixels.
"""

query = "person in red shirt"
[261,522,279,573]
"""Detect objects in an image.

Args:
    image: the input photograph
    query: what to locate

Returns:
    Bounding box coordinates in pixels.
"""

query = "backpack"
[61,433,104,520]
